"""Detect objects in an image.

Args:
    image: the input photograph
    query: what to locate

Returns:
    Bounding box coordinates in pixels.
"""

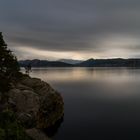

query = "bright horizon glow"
[11,46,140,60]
[2,0,140,60]
[10,34,140,60]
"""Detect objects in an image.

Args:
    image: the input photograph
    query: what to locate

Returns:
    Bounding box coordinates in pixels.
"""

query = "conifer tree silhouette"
[0,32,19,92]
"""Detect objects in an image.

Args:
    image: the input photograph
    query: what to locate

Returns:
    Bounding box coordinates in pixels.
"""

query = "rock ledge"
[6,75,64,139]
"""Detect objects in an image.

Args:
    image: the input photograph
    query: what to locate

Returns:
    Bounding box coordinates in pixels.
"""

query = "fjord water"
[30,67,140,140]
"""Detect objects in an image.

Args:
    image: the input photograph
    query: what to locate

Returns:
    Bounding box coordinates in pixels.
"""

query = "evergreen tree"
[0,32,19,75]
[0,32,20,92]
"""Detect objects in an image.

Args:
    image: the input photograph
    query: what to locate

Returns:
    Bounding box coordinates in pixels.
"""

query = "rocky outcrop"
[26,128,51,140]
[5,75,64,139]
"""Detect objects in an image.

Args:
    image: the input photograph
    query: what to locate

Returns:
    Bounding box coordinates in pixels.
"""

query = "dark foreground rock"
[1,74,64,140]
[26,128,51,140]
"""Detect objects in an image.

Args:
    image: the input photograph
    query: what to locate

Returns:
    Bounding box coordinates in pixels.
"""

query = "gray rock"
[37,91,64,128]
[8,89,39,114]
[17,113,35,128]
[21,77,50,92]
[7,76,64,130]
[26,128,51,140]
[16,83,33,91]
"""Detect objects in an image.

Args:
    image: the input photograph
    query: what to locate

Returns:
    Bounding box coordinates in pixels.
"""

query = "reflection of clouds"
[29,68,91,81]
[22,67,140,99]
[23,67,140,83]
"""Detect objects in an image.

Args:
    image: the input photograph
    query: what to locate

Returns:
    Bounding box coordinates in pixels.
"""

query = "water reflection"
[22,67,140,140]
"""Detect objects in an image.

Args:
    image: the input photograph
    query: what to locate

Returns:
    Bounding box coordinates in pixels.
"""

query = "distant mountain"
[19,59,73,67]
[58,59,83,64]
[77,58,95,67]
[78,58,140,67]
[19,58,140,67]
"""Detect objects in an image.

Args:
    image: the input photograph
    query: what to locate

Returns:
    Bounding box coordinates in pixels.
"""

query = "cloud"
[1,0,140,59]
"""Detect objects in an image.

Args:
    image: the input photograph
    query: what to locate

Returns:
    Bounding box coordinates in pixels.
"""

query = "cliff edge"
[0,74,64,140]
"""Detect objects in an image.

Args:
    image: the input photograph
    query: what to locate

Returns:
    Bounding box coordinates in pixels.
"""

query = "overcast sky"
[1,0,140,60]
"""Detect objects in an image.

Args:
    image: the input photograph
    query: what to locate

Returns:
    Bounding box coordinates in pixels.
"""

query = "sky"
[1,0,140,60]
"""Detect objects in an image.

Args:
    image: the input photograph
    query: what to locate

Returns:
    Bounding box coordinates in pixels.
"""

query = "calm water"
[28,67,140,140]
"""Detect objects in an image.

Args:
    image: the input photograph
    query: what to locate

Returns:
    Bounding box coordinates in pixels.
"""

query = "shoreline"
[0,73,64,140]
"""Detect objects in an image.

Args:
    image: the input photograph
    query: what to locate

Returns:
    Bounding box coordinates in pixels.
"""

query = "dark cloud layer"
[1,0,140,59]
